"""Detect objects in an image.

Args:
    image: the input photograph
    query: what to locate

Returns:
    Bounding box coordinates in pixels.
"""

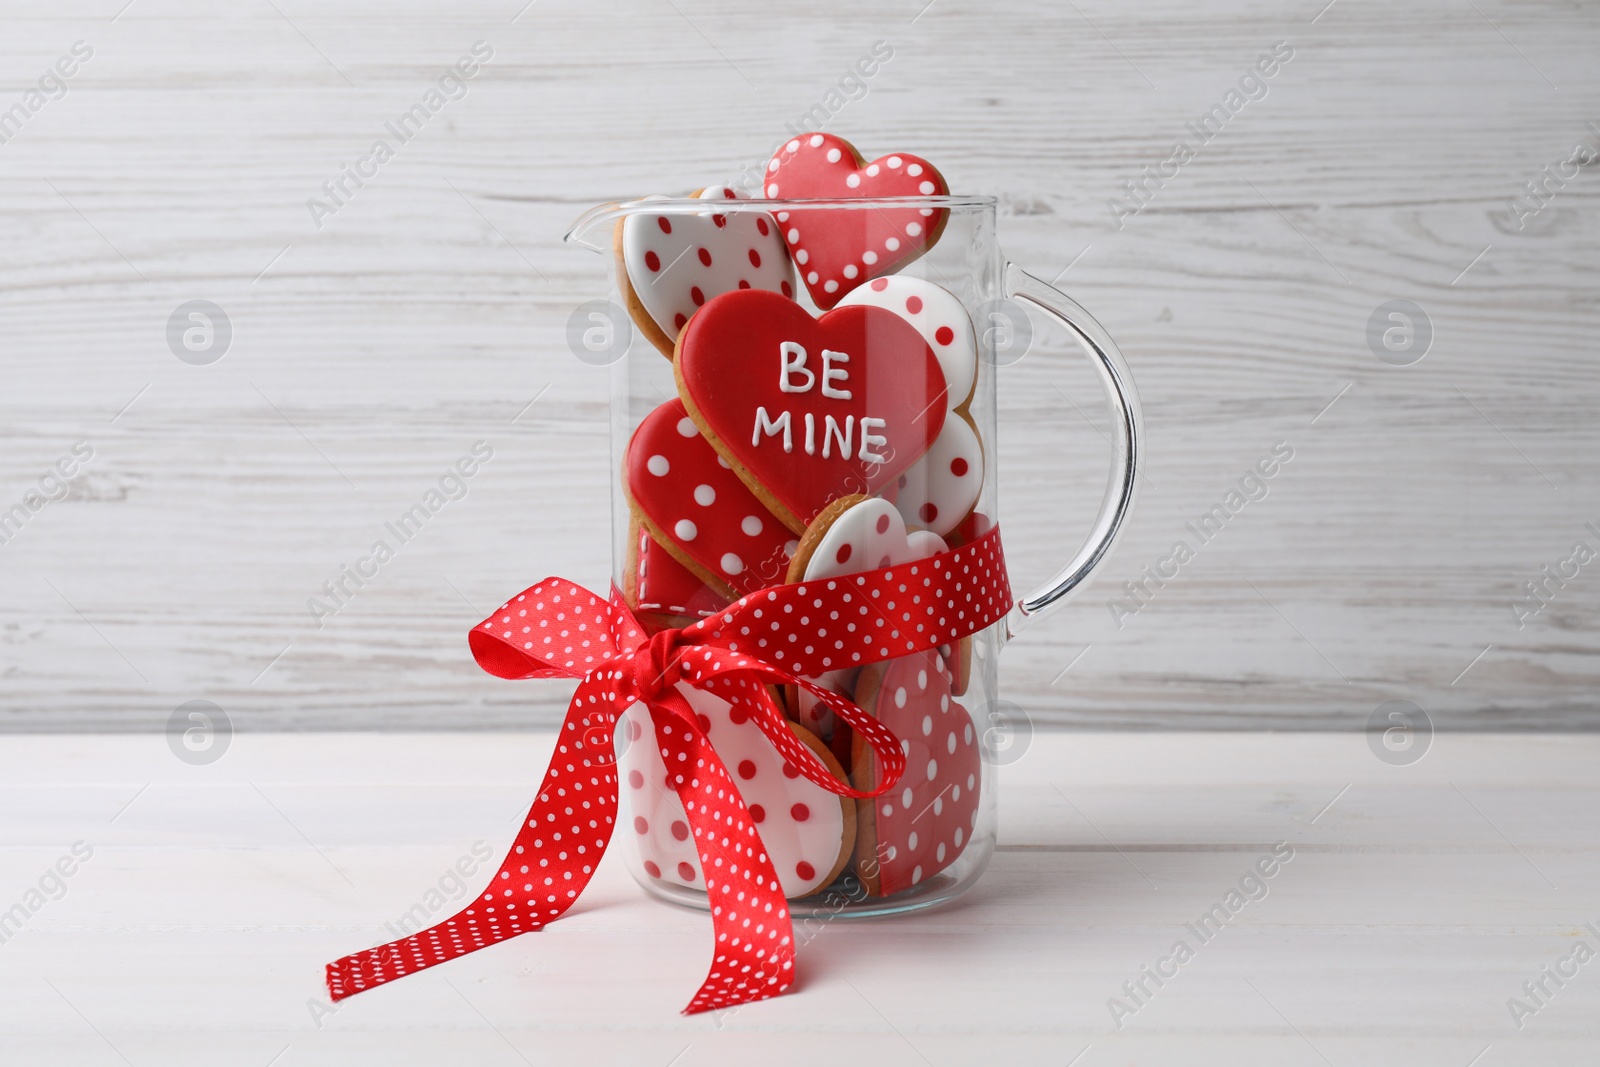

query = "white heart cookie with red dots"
[891,413,984,537]
[851,648,980,896]
[836,276,976,410]
[764,133,950,308]
[782,495,944,756]
[616,187,796,358]
[785,495,948,584]
[619,683,854,898]
[788,665,860,741]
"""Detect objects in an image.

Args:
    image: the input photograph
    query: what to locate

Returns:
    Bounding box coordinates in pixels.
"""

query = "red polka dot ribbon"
[324,526,1011,1015]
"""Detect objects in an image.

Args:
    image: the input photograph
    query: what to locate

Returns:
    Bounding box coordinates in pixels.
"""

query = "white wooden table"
[2,730,1595,1065]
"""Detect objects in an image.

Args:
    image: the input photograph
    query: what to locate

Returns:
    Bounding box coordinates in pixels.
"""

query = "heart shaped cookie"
[940,636,974,698]
[618,682,855,899]
[764,133,950,308]
[836,276,976,411]
[851,647,980,896]
[676,288,948,533]
[624,519,730,628]
[625,397,796,598]
[785,495,948,584]
[783,495,947,749]
[616,186,796,357]
[889,413,984,537]
[948,508,995,549]
[787,665,860,744]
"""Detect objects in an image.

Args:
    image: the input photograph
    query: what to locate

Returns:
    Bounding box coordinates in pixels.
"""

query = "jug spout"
[564,202,624,253]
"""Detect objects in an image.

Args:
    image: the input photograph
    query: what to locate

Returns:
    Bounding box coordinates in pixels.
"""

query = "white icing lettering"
[779,341,814,392]
[822,414,854,459]
[820,350,852,399]
[804,412,816,455]
[753,407,793,452]
[859,417,888,462]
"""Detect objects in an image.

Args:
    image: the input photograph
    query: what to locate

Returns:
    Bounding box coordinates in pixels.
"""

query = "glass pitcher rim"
[565,194,998,250]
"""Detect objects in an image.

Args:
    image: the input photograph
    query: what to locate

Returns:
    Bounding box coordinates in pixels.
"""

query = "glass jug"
[564,193,1140,919]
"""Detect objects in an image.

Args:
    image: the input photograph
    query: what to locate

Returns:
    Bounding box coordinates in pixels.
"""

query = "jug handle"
[1001,262,1142,636]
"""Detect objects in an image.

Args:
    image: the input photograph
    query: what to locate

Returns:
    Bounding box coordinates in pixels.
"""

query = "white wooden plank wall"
[0,0,1596,730]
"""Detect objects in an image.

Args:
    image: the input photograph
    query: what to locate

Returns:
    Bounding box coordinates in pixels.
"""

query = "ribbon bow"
[326,526,1010,1014]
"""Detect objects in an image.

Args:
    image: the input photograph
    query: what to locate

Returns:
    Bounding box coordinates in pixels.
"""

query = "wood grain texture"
[0,0,1596,729]
[1,731,1596,1064]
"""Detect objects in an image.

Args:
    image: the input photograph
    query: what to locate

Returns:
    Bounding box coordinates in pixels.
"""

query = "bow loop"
[467,579,645,680]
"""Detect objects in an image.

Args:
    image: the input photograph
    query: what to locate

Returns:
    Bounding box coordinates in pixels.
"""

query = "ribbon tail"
[325,672,623,1001]
[644,690,796,1015]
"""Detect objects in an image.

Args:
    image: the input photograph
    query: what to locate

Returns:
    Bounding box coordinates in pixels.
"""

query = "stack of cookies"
[613,134,988,900]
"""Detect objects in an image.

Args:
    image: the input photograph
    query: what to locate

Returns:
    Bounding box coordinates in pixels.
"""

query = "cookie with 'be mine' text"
[675,288,948,534]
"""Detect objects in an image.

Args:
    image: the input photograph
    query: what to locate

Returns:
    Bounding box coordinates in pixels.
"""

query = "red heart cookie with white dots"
[675,288,948,533]
[938,637,974,698]
[624,519,730,628]
[851,648,979,896]
[625,397,796,598]
[764,133,949,309]
[618,683,855,899]
[948,508,995,548]
[616,187,797,358]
